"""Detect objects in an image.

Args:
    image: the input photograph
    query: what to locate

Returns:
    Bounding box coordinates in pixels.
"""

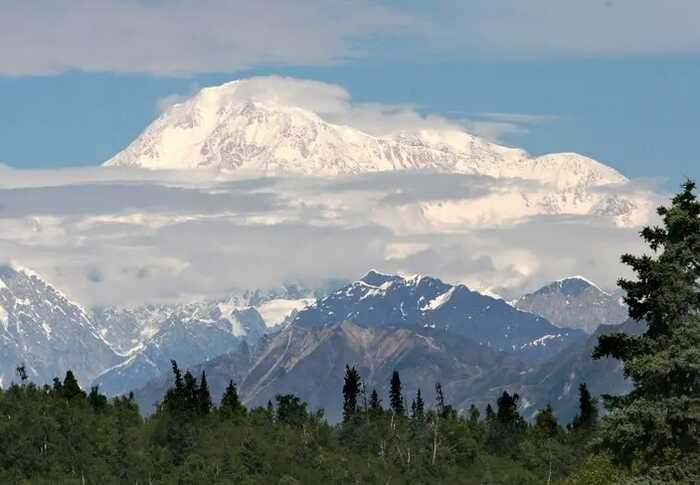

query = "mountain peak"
[514,276,628,334]
[359,269,399,287]
[103,77,626,188]
[548,275,606,297]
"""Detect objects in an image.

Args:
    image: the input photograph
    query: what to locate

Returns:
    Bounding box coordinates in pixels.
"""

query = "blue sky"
[1,0,698,187]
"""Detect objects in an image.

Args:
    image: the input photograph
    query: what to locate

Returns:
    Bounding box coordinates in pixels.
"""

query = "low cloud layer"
[0,165,659,307]
[1,1,698,76]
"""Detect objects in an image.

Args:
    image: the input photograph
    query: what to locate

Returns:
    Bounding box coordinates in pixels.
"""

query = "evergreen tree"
[342,365,361,425]
[87,386,107,412]
[15,364,28,383]
[593,180,700,478]
[534,404,560,438]
[496,390,522,428]
[197,371,212,415]
[389,371,404,416]
[411,388,425,423]
[220,380,246,418]
[275,394,308,427]
[368,388,382,417]
[172,359,184,391]
[468,404,480,425]
[571,383,597,430]
[485,403,495,421]
[435,382,446,417]
[61,370,85,400]
[183,370,198,415]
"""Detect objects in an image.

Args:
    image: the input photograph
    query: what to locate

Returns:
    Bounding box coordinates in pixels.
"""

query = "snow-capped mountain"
[513,276,629,334]
[0,265,119,387]
[90,284,322,395]
[91,284,320,355]
[92,304,267,396]
[289,270,585,362]
[104,80,622,188]
[104,79,647,225]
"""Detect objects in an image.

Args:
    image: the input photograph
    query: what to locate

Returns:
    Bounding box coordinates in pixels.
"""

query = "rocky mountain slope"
[0,265,119,387]
[133,316,641,423]
[133,320,527,420]
[514,276,628,334]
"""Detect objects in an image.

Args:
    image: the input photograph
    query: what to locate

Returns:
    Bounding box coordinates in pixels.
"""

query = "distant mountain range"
[133,312,640,423]
[0,263,634,423]
[289,270,584,362]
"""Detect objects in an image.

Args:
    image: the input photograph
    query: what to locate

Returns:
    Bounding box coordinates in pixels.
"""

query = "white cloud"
[1,1,698,76]
[417,0,700,58]
[0,165,660,306]
[0,0,413,76]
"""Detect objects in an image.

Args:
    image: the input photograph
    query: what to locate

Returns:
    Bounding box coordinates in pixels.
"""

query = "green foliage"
[593,180,700,480]
[274,394,308,427]
[534,404,560,438]
[0,367,607,484]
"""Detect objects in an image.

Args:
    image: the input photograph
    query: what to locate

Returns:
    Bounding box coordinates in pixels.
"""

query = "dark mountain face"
[514,276,629,334]
[289,271,585,362]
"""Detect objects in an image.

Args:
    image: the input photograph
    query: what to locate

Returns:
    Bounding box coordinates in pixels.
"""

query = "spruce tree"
[495,390,523,429]
[411,388,425,423]
[221,380,245,418]
[198,371,212,415]
[368,388,382,417]
[534,404,560,438]
[87,386,107,412]
[434,382,455,419]
[593,180,700,477]
[342,365,361,425]
[183,370,198,415]
[485,403,495,421]
[571,383,597,430]
[389,371,404,416]
[61,370,85,400]
[171,359,184,391]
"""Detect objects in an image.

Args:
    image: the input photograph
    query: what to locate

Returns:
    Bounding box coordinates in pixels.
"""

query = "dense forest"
[1,181,698,485]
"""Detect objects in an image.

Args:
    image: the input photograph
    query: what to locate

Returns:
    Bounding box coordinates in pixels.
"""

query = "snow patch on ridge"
[256,298,314,328]
[421,287,455,311]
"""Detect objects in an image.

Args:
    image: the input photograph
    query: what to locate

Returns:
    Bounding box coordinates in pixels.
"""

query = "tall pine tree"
[593,180,700,479]
[389,371,404,416]
[342,365,361,425]
[571,383,597,430]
